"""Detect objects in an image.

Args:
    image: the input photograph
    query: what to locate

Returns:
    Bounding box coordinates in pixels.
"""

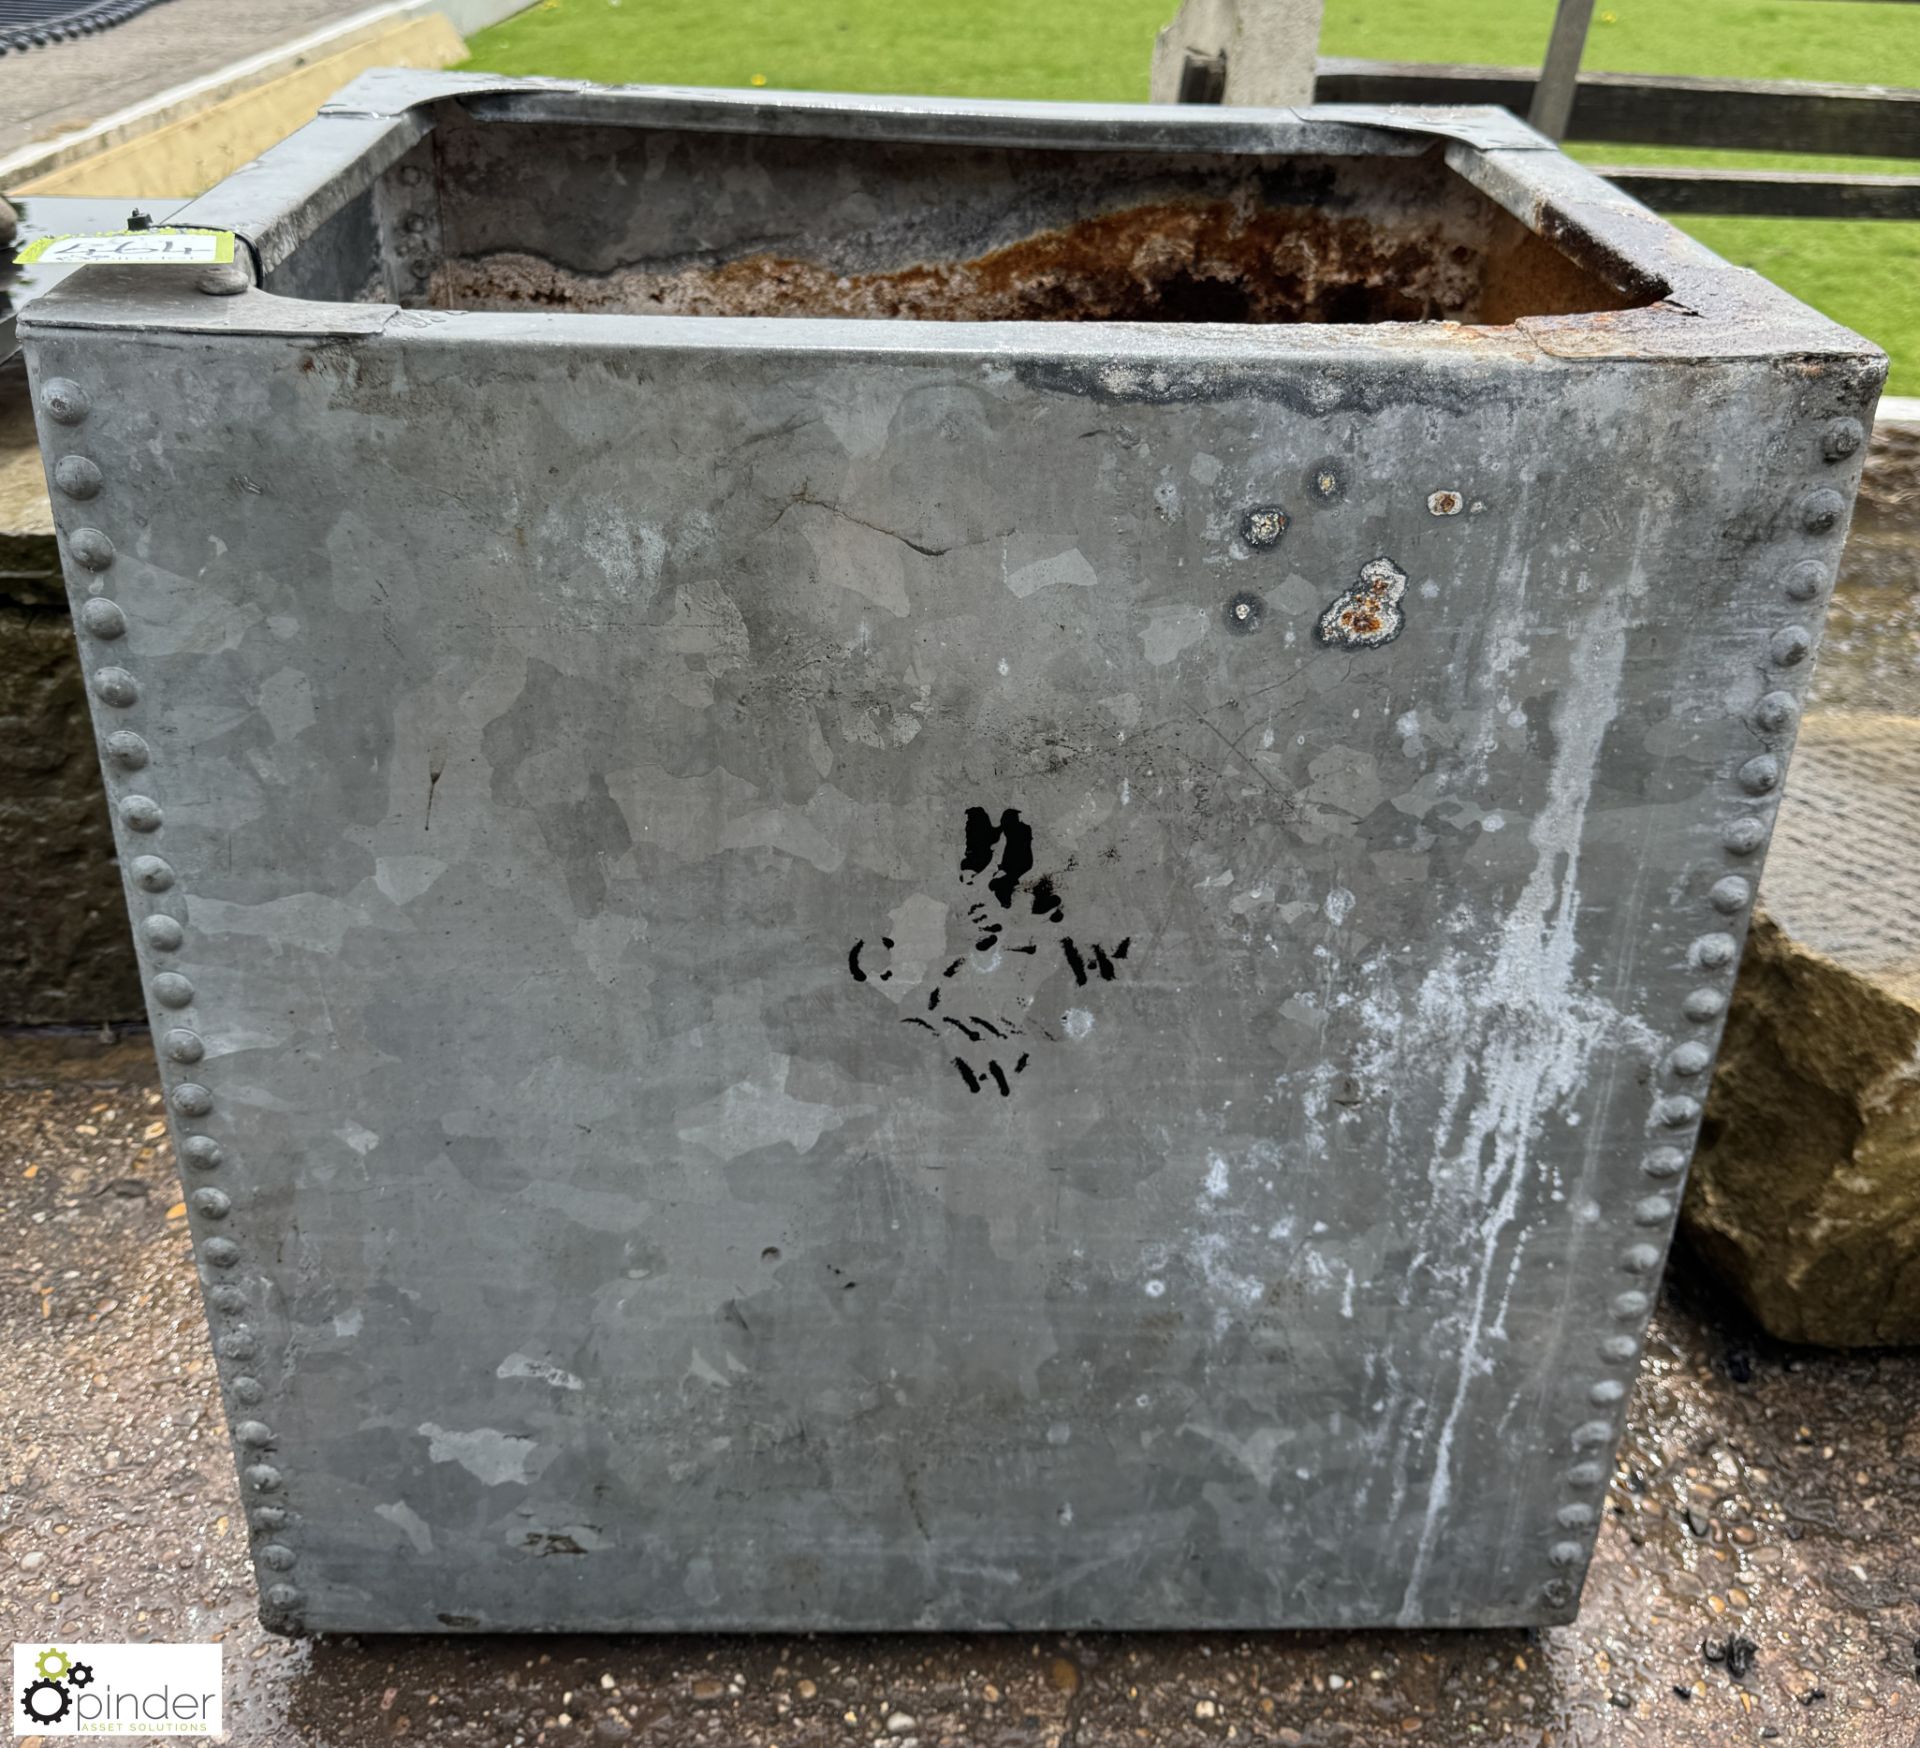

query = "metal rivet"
[247,1465,283,1494]
[202,1237,241,1268]
[219,1328,255,1359]
[170,1082,213,1117]
[163,1027,204,1064]
[1655,1096,1702,1129]
[1644,1147,1688,1179]
[1611,1290,1651,1319]
[191,1186,230,1220]
[1668,1042,1711,1077]
[1620,1244,1662,1274]
[1709,876,1752,915]
[232,1376,265,1405]
[1309,460,1345,503]
[1570,1420,1614,1450]
[78,596,125,638]
[91,665,138,707]
[143,914,184,951]
[1822,418,1864,463]
[235,1419,274,1447]
[1683,988,1727,1022]
[1588,1380,1626,1408]
[208,1285,247,1314]
[1768,627,1811,669]
[68,526,115,571]
[1634,1194,1675,1226]
[1427,489,1464,517]
[1225,591,1264,634]
[260,1543,298,1571]
[106,729,150,770]
[1752,690,1798,734]
[198,262,252,297]
[1241,506,1288,548]
[119,793,162,832]
[182,1134,222,1170]
[1549,1540,1585,1568]
[1799,488,1847,533]
[152,971,194,1007]
[41,378,90,425]
[1690,933,1736,969]
[53,454,103,499]
[1565,1462,1605,1488]
[132,855,177,894]
[1784,560,1828,602]
[251,1506,290,1532]
[1600,1335,1638,1363]
[264,1584,303,1610]
[1722,816,1767,856]
[1541,1577,1575,1609]
[1739,753,1781,793]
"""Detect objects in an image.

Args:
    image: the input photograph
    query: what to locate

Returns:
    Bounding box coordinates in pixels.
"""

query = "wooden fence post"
[1152,0,1328,107]
[1529,0,1597,138]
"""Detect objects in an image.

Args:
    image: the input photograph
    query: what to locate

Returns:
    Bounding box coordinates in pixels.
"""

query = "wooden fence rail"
[1304,58,1920,218]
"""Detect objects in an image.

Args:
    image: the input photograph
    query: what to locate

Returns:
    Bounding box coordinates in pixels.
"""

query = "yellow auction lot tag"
[14,227,237,266]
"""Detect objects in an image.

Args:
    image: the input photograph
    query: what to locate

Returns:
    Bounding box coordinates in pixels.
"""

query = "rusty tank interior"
[357,109,1661,327]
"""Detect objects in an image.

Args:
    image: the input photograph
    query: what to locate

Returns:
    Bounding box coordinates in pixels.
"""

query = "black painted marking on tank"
[975,936,999,952]
[1015,1053,1030,1074]
[943,959,964,978]
[961,805,1035,909]
[1031,875,1063,916]
[1113,937,1131,959]
[1009,942,1038,955]
[988,1062,1011,1096]
[1062,939,1089,986]
[927,988,940,1011]
[954,1059,982,1093]
[972,1017,1004,1039]
[1093,945,1116,981]
[902,1017,937,1033]
[848,942,867,982]
[944,1017,982,1043]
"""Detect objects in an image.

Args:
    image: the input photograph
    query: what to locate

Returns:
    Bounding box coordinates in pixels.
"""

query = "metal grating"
[0,0,175,54]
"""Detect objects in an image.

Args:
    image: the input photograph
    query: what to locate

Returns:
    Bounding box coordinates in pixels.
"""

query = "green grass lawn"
[462,0,1920,391]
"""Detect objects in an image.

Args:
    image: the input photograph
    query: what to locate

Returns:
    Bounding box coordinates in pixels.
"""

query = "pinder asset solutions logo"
[13,1643,221,1736]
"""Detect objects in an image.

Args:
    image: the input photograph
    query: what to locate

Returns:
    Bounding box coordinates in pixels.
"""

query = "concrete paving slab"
[3,1035,1918,1745]
[0,0,379,157]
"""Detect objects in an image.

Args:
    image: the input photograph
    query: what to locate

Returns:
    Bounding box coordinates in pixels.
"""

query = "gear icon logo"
[19,1645,100,1729]
[20,1674,71,1725]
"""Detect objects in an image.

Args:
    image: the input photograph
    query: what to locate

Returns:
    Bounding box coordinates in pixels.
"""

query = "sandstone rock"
[1685,714,1920,1345]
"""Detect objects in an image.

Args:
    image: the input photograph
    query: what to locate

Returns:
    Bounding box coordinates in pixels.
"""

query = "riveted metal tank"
[21,72,1882,1633]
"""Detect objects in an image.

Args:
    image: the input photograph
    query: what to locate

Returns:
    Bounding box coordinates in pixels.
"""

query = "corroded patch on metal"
[1241,506,1288,548]
[1224,590,1265,633]
[1315,556,1408,648]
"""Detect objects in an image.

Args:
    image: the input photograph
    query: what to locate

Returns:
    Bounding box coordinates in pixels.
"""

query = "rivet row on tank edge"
[1548,421,1852,1604]
[41,388,300,1608]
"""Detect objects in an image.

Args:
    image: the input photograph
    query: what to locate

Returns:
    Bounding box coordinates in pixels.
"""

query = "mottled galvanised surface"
[21,79,1882,1634]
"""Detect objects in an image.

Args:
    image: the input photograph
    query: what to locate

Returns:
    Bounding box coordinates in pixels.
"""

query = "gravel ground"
[3,1034,1919,1747]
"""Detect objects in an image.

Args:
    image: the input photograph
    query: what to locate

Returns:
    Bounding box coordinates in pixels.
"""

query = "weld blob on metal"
[21,73,1883,1635]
